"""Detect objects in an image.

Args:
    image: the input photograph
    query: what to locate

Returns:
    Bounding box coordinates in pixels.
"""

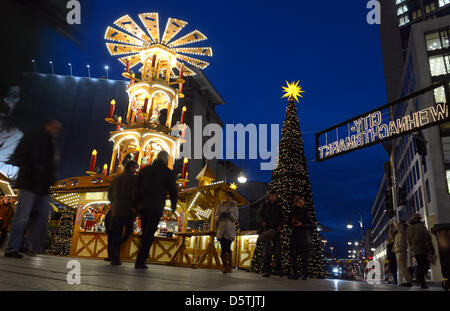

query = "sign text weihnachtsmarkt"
[316,79,450,162]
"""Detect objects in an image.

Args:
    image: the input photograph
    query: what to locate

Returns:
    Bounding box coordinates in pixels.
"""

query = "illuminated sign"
[316,79,450,161]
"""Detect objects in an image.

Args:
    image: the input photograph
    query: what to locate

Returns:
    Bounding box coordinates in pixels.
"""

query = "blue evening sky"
[32,0,388,258]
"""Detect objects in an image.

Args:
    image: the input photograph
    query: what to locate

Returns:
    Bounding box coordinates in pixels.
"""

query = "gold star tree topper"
[281,81,305,103]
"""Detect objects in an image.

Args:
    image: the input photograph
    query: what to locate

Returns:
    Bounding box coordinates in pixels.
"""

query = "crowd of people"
[386,214,436,289]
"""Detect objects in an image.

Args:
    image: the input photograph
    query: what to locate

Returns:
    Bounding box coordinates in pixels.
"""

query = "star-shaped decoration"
[281,81,305,103]
[229,182,238,190]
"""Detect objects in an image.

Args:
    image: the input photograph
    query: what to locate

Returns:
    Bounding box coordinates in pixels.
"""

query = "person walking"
[289,197,314,280]
[256,190,282,277]
[103,207,113,261]
[392,219,412,287]
[407,213,435,289]
[215,192,239,274]
[0,84,23,180]
[134,151,177,269]
[4,119,61,258]
[387,223,398,284]
[108,160,138,265]
[0,196,15,249]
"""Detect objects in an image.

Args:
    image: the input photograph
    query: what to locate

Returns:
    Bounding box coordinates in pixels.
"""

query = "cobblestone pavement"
[0,254,443,291]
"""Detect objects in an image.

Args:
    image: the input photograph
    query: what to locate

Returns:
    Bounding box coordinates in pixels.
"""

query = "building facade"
[374,12,450,281]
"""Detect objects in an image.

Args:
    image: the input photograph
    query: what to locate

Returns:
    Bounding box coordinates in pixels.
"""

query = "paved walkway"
[0,254,442,291]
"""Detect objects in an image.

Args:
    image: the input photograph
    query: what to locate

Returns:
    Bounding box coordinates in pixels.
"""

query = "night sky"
[30,0,389,258]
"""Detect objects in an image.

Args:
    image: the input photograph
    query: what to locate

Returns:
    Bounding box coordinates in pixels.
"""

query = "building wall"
[13,70,229,185]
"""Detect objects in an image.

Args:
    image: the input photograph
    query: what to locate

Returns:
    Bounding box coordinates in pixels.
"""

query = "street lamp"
[49,61,54,74]
[68,63,73,76]
[370,248,376,252]
[237,173,247,184]
[105,65,109,79]
[32,59,36,72]
[354,242,359,246]
[87,64,91,78]
[347,241,352,245]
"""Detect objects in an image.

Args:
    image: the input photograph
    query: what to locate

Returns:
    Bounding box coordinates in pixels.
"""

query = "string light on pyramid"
[104,12,212,77]
[281,81,305,103]
[229,182,238,190]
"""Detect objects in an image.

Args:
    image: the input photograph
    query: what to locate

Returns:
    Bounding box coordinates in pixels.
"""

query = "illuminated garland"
[48,208,76,256]
[250,97,325,278]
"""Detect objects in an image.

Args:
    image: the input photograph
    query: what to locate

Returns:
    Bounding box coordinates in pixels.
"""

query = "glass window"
[418,186,424,208]
[434,86,446,103]
[440,0,450,7]
[399,15,410,26]
[447,170,450,194]
[441,30,450,49]
[426,32,442,51]
[396,0,405,4]
[425,179,431,202]
[429,55,448,76]
[416,161,420,181]
[398,4,408,15]
[426,5,431,13]
[431,2,436,11]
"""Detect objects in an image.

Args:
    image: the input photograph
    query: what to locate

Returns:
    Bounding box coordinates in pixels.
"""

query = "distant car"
[325,265,342,279]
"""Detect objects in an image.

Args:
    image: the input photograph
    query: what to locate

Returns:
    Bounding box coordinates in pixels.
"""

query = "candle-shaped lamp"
[108,99,115,118]
[89,149,97,172]
[178,63,184,94]
[126,56,131,72]
[180,106,187,124]
[183,172,188,188]
[182,157,188,179]
[143,95,149,113]
[116,116,122,131]
[130,73,135,85]
[102,163,108,176]
[135,145,140,160]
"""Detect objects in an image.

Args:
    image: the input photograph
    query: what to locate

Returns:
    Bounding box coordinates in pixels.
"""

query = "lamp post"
[346,211,364,279]
[87,64,91,78]
[224,155,248,184]
[105,65,109,79]
[68,63,73,76]
[32,59,36,72]
[49,61,54,74]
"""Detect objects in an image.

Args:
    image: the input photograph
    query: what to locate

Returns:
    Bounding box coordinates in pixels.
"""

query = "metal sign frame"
[315,78,450,162]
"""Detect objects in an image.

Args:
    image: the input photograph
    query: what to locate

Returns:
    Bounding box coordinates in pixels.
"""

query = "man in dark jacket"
[4,119,61,258]
[134,151,177,269]
[108,160,138,265]
[407,213,434,289]
[256,190,282,277]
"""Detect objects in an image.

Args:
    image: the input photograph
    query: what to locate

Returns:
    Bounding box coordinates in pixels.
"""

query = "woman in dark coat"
[290,196,314,280]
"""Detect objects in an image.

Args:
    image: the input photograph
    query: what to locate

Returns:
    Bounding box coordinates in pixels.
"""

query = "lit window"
[441,31,450,49]
[429,55,449,76]
[396,0,405,4]
[446,170,450,194]
[397,4,408,15]
[434,86,446,103]
[431,3,436,11]
[426,32,442,51]
[440,0,450,7]
[399,15,410,26]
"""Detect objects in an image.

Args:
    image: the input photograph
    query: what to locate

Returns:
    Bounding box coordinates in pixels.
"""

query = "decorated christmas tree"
[48,208,76,256]
[250,81,325,278]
